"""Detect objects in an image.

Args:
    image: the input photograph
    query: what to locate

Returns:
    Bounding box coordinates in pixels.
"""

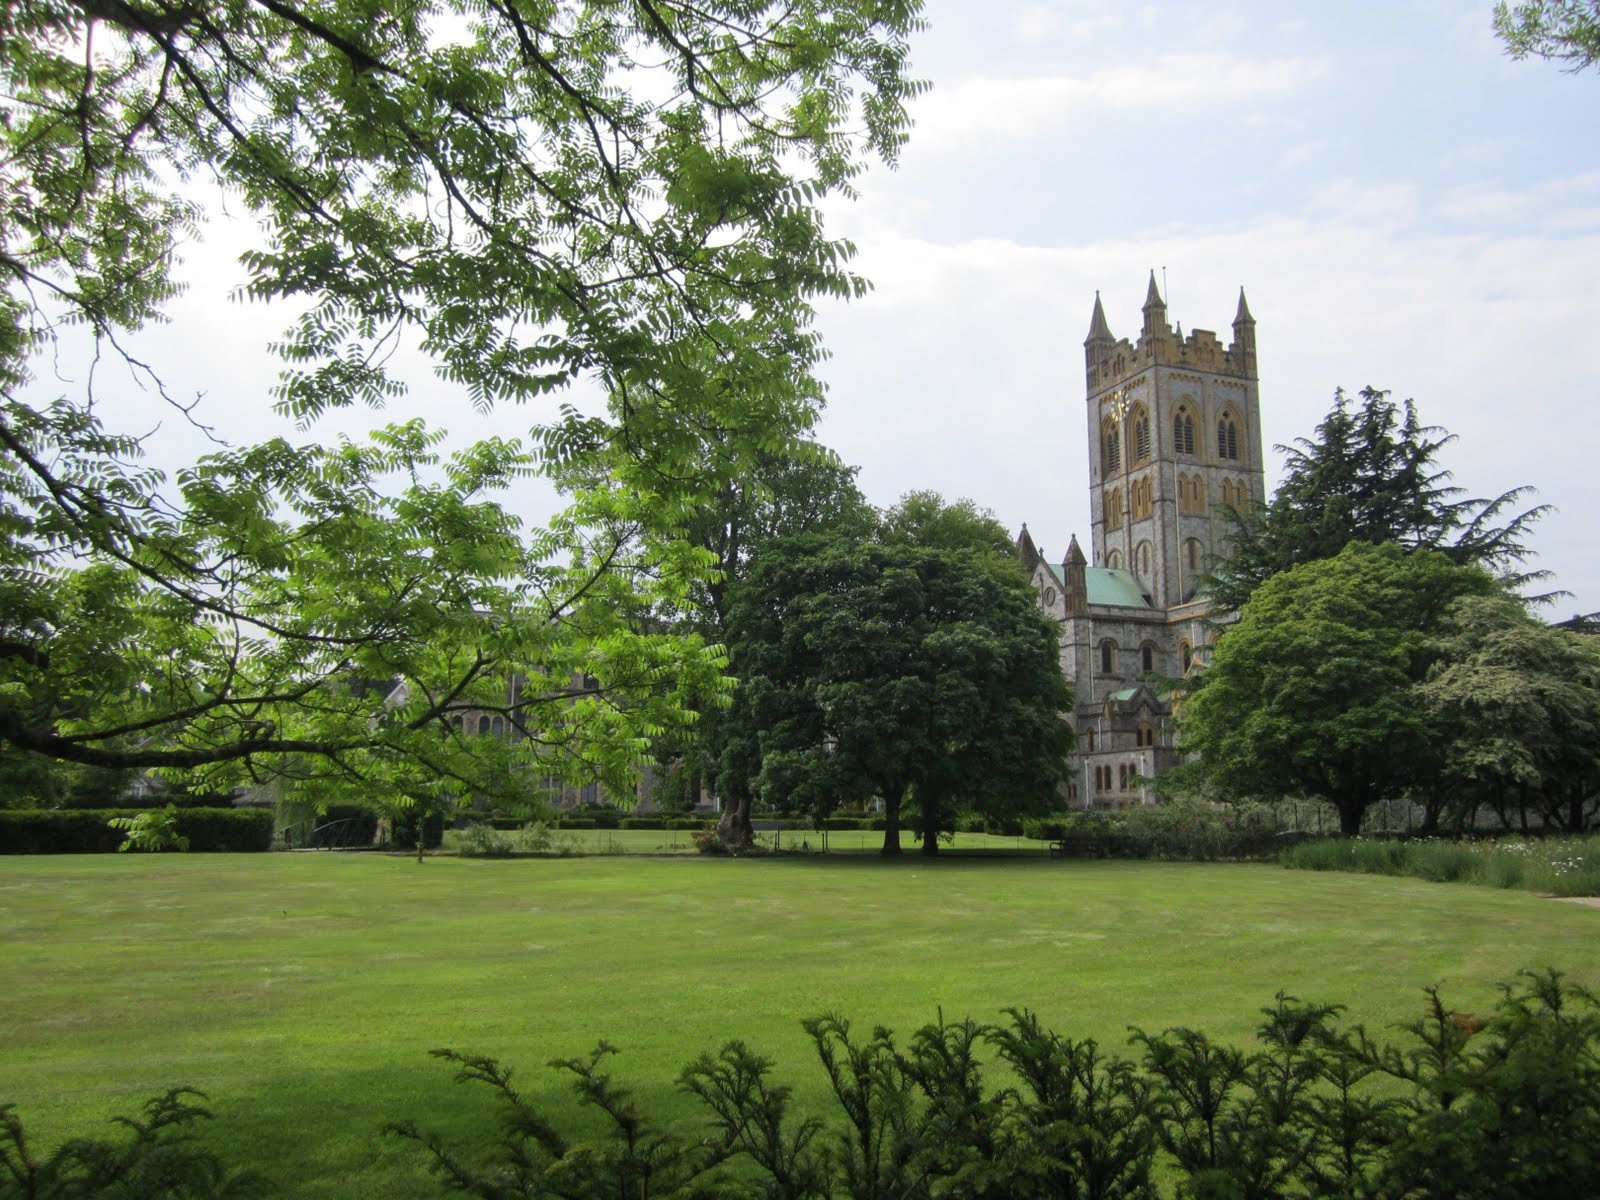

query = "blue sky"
[809,0,1600,616]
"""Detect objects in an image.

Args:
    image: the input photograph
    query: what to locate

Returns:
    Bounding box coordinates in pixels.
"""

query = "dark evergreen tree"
[1206,387,1547,612]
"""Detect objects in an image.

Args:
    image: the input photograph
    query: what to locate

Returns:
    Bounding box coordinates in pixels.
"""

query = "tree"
[1418,593,1600,833]
[1495,1,1600,72]
[721,534,1073,856]
[1176,542,1500,836]
[1205,388,1545,612]
[1,2,924,802]
[878,490,1016,566]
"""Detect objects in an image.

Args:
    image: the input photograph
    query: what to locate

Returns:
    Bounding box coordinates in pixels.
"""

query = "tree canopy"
[1419,593,1600,833]
[1177,541,1501,836]
[0,1,924,804]
[721,531,1073,855]
[1205,387,1546,612]
[1495,0,1600,72]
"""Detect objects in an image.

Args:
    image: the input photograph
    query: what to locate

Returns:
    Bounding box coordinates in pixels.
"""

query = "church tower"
[1083,276,1264,609]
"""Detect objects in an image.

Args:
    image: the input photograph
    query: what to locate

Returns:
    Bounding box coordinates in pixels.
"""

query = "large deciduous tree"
[0,2,923,802]
[1418,593,1600,833]
[721,533,1073,856]
[1177,542,1500,836]
[1205,387,1545,613]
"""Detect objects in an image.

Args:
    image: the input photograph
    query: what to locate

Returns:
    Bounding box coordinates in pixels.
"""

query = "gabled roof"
[1043,564,1152,609]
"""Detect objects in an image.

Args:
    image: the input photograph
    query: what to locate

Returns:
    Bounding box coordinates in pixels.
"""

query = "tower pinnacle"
[1086,292,1113,343]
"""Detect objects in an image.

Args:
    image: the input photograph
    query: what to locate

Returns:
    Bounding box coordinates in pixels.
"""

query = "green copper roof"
[1087,568,1151,608]
[1042,564,1153,609]
[1108,688,1141,702]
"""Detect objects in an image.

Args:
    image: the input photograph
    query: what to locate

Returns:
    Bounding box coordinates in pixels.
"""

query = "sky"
[38,0,1600,617]
[808,0,1600,618]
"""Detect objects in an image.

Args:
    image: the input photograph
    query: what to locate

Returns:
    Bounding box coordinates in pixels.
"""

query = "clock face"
[1043,587,1057,606]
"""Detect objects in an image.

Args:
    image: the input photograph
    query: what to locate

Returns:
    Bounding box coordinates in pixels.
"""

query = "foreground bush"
[0,1088,266,1198]
[391,969,1600,1200]
[8,972,1596,1197]
[1282,835,1600,896]
[1024,800,1304,862]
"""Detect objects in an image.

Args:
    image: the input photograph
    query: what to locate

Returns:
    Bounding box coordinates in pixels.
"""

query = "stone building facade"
[1019,276,1266,806]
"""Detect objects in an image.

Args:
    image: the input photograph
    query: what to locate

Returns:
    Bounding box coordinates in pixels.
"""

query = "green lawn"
[3,854,1595,1197]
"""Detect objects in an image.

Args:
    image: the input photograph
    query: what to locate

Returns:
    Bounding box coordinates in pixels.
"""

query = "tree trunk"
[1336,798,1366,838]
[717,791,754,850]
[880,795,902,857]
[918,793,941,857]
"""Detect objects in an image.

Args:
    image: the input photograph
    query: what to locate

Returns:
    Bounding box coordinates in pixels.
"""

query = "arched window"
[1099,639,1117,674]
[1131,405,1152,463]
[1173,403,1196,455]
[477,715,491,735]
[1217,411,1241,461]
[1180,640,1194,673]
[1131,477,1153,520]
[1085,729,1096,752]
[1186,538,1203,572]
[451,715,463,733]
[1137,722,1157,747]
[1220,478,1236,508]
[1102,417,1122,473]
[1107,549,1123,570]
[1141,642,1156,673]
[1104,487,1123,530]
[1136,540,1151,579]
[491,716,504,737]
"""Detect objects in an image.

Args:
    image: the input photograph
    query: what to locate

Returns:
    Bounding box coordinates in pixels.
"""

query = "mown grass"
[3,854,1596,1197]
[1281,834,1600,896]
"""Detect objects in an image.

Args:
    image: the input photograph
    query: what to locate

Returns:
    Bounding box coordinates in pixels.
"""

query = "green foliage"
[0,1088,267,1199]
[109,805,189,853]
[722,533,1074,855]
[1417,593,1600,833]
[1495,0,1600,71]
[1177,542,1501,836]
[1206,387,1546,612]
[385,971,1600,1200]
[1282,834,1600,896]
[0,807,271,853]
[456,821,563,858]
[0,0,924,803]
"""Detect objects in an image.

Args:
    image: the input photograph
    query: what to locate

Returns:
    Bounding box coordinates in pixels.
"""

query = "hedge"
[0,808,274,854]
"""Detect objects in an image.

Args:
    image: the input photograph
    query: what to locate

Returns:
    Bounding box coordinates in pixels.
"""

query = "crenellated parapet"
[1084,275,1256,395]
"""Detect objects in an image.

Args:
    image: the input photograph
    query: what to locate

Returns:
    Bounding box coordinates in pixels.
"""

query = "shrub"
[384,970,1600,1200]
[0,808,271,853]
[109,806,189,852]
[388,810,445,851]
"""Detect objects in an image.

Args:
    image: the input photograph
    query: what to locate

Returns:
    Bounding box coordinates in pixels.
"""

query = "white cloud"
[907,53,1324,153]
[812,198,1600,615]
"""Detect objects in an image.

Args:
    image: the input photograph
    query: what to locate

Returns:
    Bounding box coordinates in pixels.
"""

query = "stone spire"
[1063,535,1088,615]
[1140,271,1170,339]
[1231,286,1257,372]
[1085,291,1113,344]
[1233,287,1254,330]
[1017,523,1042,574]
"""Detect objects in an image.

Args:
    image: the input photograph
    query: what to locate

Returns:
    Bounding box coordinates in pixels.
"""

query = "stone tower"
[1083,275,1264,609]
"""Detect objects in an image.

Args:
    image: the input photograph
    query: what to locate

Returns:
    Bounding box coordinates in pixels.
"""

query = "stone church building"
[1018,276,1265,807]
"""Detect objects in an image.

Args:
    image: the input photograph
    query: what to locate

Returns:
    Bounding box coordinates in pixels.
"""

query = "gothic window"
[1102,417,1122,473]
[1190,476,1206,512]
[1099,639,1117,674]
[1085,729,1096,752]
[1137,722,1157,747]
[1132,405,1152,464]
[580,781,598,806]
[1186,539,1203,572]
[1220,478,1236,509]
[1141,642,1156,674]
[491,716,505,737]
[1217,411,1241,461]
[1180,639,1194,673]
[1104,487,1124,530]
[451,715,463,733]
[1136,540,1151,579]
[1107,549,1123,570]
[477,715,490,735]
[1173,404,1196,455]
[1130,477,1153,521]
